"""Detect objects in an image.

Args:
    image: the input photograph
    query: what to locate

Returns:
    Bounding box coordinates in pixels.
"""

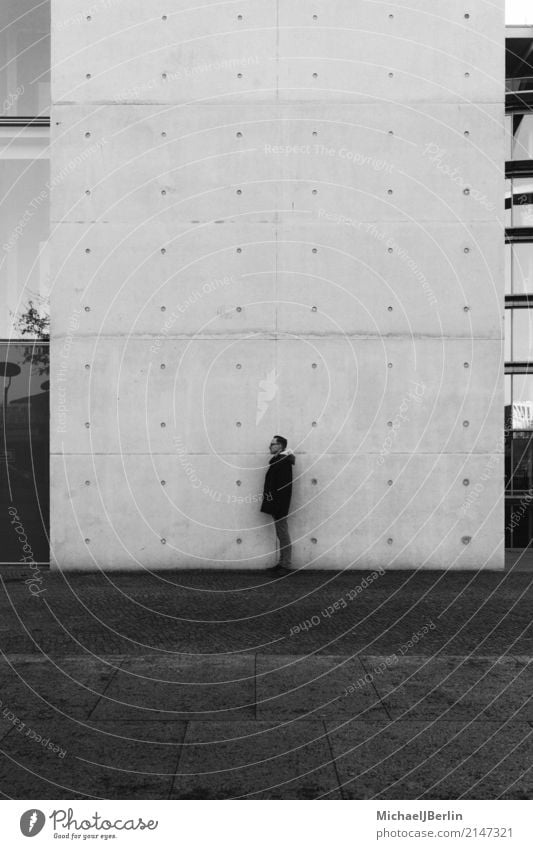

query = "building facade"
[505,22,533,549]
[45,0,505,570]
[1,2,514,570]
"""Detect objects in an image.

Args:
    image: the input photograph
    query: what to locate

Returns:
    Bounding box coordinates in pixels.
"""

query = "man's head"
[269,435,287,455]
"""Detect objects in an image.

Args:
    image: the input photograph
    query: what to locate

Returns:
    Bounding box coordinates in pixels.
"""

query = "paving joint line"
[85,656,126,721]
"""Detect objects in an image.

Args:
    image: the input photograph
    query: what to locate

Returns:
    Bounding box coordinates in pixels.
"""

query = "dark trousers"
[274,517,292,566]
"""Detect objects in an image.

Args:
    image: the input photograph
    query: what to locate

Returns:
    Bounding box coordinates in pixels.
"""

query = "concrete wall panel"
[51,0,505,571]
[51,104,502,225]
[50,219,502,339]
[50,451,503,571]
[50,337,502,457]
[53,0,502,105]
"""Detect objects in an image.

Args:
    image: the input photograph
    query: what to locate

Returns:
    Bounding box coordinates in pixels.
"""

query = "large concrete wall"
[50,0,505,570]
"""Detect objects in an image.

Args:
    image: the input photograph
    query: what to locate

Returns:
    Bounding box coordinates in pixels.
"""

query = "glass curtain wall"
[505,97,533,545]
[1,0,50,563]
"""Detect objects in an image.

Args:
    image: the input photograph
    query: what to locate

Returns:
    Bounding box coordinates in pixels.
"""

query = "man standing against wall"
[261,435,295,572]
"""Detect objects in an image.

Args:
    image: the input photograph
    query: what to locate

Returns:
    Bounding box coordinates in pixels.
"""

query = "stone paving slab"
[1,570,532,657]
[0,654,123,721]
[171,720,342,799]
[326,718,533,799]
[256,654,388,720]
[89,655,256,722]
[364,655,533,721]
[0,716,186,799]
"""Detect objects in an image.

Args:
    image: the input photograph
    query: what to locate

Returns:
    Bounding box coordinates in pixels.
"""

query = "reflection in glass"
[511,114,533,160]
[509,309,533,360]
[505,180,512,227]
[505,309,512,361]
[506,178,533,226]
[0,159,49,339]
[510,374,533,420]
[511,243,533,294]
[0,0,50,118]
[0,341,49,563]
[505,243,512,294]
[505,115,513,161]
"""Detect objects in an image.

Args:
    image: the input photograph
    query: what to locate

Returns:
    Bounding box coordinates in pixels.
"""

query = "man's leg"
[274,517,292,567]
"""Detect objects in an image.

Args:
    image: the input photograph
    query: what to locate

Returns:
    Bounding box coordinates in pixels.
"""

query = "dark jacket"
[260,451,295,519]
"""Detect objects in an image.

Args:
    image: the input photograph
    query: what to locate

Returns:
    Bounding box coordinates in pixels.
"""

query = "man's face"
[269,439,282,456]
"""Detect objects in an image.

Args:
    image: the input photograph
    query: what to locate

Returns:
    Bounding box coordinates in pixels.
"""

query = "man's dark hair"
[274,435,288,450]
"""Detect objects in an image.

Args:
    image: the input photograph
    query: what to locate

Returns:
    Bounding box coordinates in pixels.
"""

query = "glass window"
[0,0,50,118]
[506,177,533,226]
[506,115,513,161]
[511,114,533,160]
[0,340,49,563]
[0,158,50,339]
[505,243,512,294]
[505,310,512,361]
[510,373,533,413]
[506,0,533,25]
[508,309,533,360]
[512,243,533,294]
[505,370,533,546]
[505,180,512,227]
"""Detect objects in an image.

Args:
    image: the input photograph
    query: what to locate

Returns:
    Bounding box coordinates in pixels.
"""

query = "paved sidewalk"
[0,568,531,799]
